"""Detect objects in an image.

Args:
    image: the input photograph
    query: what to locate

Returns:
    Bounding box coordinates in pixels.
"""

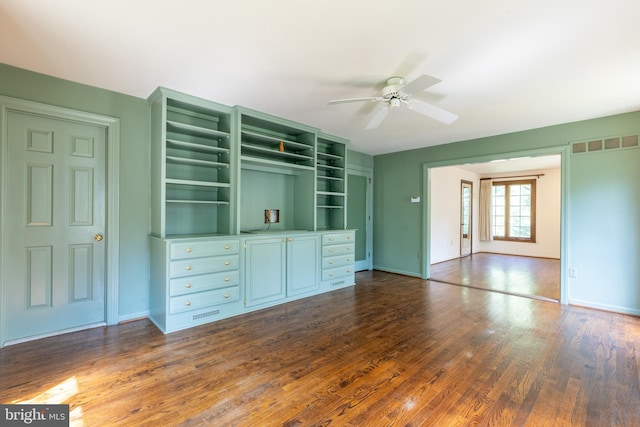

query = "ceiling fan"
[327,74,458,129]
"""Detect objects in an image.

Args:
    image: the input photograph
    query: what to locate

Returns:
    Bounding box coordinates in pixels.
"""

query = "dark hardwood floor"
[1,271,638,426]
[430,253,561,301]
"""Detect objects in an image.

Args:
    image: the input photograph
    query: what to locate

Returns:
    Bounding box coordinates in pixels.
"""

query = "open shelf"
[166,156,229,169]
[166,178,230,188]
[167,120,230,140]
[315,133,348,231]
[166,138,230,155]
[239,110,316,172]
[150,88,235,237]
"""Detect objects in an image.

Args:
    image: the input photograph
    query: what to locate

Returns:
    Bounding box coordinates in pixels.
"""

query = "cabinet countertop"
[151,230,355,242]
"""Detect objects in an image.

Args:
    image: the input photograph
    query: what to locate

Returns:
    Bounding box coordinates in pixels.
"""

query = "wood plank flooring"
[430,253,561,301]
[1,271,638,426]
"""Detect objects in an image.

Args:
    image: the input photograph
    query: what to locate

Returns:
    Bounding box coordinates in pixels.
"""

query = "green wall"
[374,110,640,314]
[0,64,150,320]
[348,149,374,169]
[4,63,637,318]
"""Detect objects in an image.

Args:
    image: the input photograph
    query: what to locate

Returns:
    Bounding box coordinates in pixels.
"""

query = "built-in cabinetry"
[150,236,242,332]
[237,107,317,232]
[321,231,355,288]
[316,133,348,230]
[149,87,235,237]
[149,88,355,334]
[244,233,320,307]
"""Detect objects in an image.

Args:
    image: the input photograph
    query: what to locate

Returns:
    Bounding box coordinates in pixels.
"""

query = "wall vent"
[588,140,603,151]
[605,138,620,150]
[572,134,638,155]
[622,135,639,148]
[572,142,586,154]
[193,309,220,320]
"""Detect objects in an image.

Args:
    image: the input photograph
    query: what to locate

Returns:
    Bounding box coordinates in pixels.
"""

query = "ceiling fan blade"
[402,74,442,95]
[366,106,390,130]
[408,99,458,124]
[327,97,381,105]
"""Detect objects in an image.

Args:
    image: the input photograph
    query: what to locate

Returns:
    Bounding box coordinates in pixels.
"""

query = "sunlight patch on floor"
[14,375,85,426]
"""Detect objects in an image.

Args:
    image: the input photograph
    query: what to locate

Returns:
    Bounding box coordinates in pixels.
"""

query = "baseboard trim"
[3,322,106,347]
[119,311,150,324]
[372,266,422,278]
[569,299,640,317]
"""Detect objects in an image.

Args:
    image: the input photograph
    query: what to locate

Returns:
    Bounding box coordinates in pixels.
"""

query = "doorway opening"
[423,151,565,303]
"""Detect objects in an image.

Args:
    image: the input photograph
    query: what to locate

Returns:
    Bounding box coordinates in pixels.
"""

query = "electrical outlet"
[568,268,577,278]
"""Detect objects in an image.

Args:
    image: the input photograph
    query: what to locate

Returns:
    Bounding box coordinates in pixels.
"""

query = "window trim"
[492,179,536,243]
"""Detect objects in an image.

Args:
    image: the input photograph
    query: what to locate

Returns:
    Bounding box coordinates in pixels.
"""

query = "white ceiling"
[2,0,639,155]
[454,154,560,175]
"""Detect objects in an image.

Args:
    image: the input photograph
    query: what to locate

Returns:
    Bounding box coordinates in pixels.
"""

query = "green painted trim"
[347,166,373,271]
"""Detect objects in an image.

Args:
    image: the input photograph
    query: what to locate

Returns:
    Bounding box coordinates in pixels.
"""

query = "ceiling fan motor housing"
[383,76,406,107]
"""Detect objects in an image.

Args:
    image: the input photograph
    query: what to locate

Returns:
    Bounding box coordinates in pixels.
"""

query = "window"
[491,180,536,242]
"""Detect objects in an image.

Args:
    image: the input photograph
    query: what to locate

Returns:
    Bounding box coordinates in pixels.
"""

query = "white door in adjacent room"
[460,180,472,257]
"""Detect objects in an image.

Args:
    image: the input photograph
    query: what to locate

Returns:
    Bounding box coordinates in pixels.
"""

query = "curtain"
[479,179,493,241]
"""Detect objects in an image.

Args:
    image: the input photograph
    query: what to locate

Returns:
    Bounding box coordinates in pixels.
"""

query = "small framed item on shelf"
[264,209,280,224]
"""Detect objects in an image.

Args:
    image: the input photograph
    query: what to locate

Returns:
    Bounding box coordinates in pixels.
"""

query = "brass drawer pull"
[224,245,230,250]
[185,301,191,306]
[224,277,230,282]
[329,273,334,277]
[185,283,191,288]
[329,237,334,241]
[185,265,192,271]
[329,261,334,265]
[224,294,230,299]
[185,247,192,253]
[224,261,230,266]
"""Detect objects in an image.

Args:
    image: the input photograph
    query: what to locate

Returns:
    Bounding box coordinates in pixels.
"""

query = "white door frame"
[460,180,472,257]
[0,96,120,347]
[347,165,373,271]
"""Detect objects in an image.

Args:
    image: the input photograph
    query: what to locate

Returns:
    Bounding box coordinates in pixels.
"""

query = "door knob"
[94,234,104,242]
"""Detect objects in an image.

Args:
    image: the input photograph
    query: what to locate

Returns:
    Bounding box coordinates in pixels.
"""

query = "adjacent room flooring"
[430,253,561,301]
[1,271,638,426]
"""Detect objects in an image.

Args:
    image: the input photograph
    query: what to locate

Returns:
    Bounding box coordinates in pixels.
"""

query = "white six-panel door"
[4,110,107,342]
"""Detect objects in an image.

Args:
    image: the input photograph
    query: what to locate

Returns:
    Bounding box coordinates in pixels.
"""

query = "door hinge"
[243,242,247,250]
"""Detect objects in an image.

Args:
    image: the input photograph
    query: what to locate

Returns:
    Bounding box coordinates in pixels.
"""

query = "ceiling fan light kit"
[328,74,458,129]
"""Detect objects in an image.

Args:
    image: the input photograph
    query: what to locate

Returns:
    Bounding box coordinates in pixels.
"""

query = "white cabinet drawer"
[170,239,239,260]
[169,270,240,296]
[170,255,239,278]
[322,232,354,245]
[322,254,354,269]
[322,243,354,257]
[169,286,240,314]
[322,265,354,281]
